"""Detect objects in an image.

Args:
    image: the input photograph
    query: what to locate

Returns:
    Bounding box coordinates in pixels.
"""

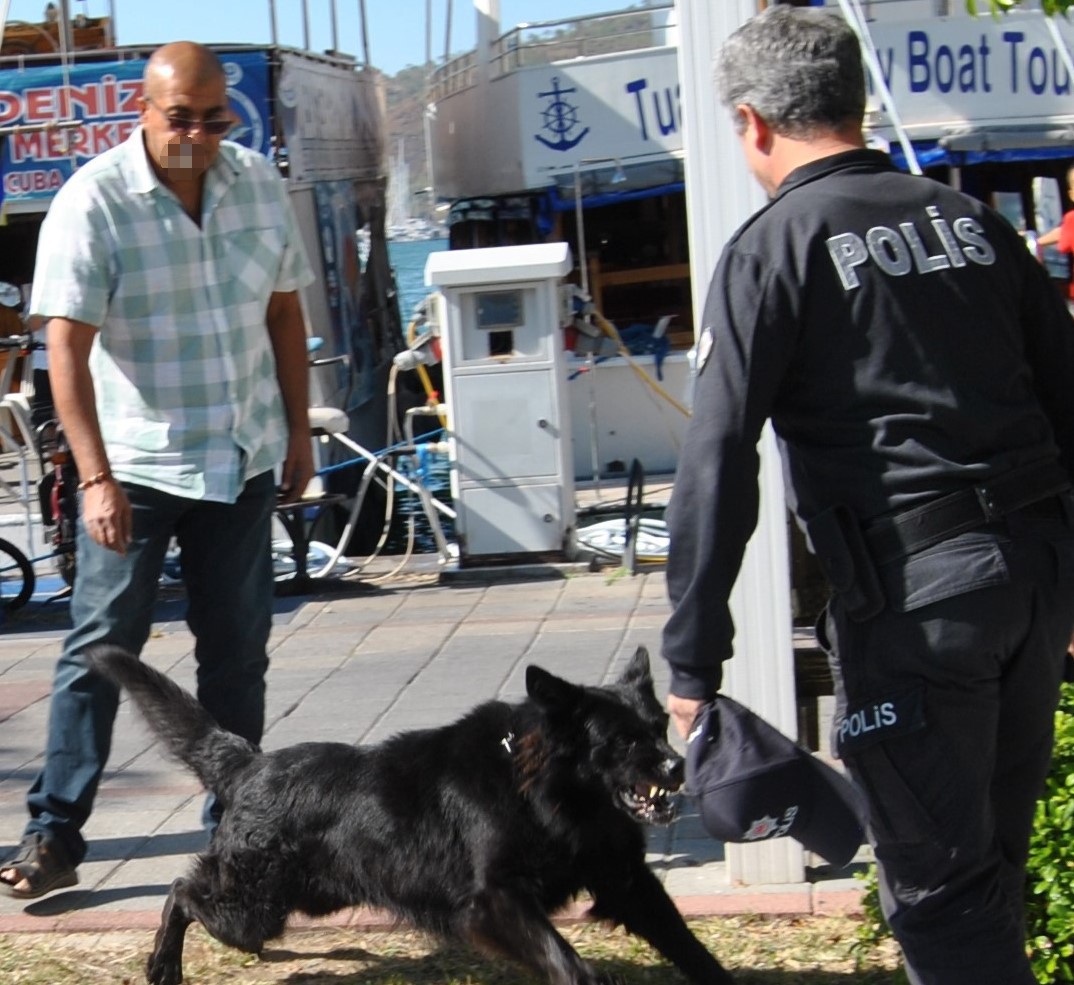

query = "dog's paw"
[146,950,183,985]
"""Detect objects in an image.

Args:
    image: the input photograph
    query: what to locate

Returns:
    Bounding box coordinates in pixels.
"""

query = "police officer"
[661,8,1074,985]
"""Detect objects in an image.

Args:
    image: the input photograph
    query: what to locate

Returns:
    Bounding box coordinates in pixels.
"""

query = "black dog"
[90,644,734,985]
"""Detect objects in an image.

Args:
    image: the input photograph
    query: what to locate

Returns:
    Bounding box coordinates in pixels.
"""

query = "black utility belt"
[863,461,1073,565]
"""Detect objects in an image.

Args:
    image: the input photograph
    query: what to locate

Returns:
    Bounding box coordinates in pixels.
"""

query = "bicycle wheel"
[0,537,34,611]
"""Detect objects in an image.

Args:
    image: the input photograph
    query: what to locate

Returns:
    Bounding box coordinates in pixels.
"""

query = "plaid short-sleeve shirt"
[30,127,316,502]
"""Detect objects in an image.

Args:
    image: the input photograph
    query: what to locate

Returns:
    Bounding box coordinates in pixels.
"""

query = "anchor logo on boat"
[534,76,590,152]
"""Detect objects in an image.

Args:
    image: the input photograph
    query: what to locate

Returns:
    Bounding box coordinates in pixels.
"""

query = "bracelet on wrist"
[77,470,113,491]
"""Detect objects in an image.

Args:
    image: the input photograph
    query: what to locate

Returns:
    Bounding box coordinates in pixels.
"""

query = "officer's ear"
[735,105,773,154]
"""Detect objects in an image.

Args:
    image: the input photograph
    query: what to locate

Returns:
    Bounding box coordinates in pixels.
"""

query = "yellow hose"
[406,318,447,429]
[590,311,692,417]
[415,363,435,397]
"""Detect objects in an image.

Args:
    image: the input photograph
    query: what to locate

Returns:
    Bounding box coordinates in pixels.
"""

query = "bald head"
[144,42,225,99]
[139,42,231,191]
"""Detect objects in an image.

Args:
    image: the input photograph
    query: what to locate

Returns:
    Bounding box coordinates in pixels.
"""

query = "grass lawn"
[0,914,905,984]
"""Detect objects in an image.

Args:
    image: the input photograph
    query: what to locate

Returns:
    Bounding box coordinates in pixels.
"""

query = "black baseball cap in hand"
[685,694,867,868]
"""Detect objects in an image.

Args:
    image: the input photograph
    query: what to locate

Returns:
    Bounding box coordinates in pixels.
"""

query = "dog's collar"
[500,731,515,755]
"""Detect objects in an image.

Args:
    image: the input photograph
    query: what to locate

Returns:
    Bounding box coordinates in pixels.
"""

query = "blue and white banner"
[866,12,1074,137]
[0,51,271,207]
[519,47,682,187]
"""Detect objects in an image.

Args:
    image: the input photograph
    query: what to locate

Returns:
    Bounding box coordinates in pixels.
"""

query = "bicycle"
[0,333,78,612]
[0,418,79,613]
[34,417,79,587]
[0,535,34,611]
[0,277,81,609]
[269,333,456,590]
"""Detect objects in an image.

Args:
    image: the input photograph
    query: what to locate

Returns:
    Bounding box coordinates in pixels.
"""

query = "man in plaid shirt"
[1,41,316,898]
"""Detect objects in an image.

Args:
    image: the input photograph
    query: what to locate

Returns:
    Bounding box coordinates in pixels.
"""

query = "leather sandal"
[0,832,78,899]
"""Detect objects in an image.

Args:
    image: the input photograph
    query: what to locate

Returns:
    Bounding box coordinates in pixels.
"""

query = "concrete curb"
[0,887,864,934]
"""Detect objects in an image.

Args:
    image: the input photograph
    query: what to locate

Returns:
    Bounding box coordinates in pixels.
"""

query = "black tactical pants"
[820,512,1074,985]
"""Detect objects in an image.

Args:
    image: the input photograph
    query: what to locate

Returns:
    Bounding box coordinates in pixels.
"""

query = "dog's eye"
[612,734,643,755]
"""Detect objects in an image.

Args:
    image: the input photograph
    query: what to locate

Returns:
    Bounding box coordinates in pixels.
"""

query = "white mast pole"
[676,0,803,887]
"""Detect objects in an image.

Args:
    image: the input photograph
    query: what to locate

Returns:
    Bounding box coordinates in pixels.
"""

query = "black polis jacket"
[662,149,1074,699]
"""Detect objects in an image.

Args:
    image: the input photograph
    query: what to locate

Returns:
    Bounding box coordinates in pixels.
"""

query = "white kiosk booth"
[425,243,576,564]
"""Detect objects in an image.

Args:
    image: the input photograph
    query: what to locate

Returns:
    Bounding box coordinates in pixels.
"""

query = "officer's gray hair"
[715,6,865,139]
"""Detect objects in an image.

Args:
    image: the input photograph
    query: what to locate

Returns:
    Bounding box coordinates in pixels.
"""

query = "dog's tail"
[89,645,257,799]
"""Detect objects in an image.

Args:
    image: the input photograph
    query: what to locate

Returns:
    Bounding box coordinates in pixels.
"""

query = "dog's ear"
[526,665,582,712]
[617,646,653,690]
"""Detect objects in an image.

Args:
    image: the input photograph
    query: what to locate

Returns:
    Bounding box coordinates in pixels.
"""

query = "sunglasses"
[145,97,233,136]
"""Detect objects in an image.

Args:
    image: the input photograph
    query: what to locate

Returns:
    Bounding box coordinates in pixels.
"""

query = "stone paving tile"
[356,622,460,653]
[449,619,541,639]
[0,680,50,722]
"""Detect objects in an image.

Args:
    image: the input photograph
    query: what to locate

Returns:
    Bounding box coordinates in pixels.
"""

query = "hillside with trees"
[384,63,434,218]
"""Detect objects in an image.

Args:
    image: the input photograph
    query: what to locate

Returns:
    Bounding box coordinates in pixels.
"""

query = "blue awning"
[889,135,1074,171]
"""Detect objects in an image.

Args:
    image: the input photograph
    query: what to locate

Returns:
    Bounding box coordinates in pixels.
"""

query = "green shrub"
[1026,679,1074,982]
[852,681,1074,983]
[851,867,908,982]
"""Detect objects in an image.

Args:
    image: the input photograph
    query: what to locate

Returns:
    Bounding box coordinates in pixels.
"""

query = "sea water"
[389,238,448,320]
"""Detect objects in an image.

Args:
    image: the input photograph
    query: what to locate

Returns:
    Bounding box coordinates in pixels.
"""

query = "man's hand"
[265,289,313,506]
[276,431,315,504]
[82,479,132,555]
[667,694,706,740]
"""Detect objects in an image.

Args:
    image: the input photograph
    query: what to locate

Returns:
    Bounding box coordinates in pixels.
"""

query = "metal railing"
[0,0,368,70]
[429,3,676,103]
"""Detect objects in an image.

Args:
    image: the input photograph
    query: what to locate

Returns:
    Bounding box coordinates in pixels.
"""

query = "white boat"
[426,1,1074,483]
[427,3,691,481]
[384,138,447,243]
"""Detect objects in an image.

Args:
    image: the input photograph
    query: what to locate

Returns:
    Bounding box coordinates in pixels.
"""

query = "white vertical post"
[464,0,500,216]
[444,0,454,64]
[676,0,804,886]
[836,0,921,175]
[357,0,371,66]
[425,0,432,65]
[475,0,500,81]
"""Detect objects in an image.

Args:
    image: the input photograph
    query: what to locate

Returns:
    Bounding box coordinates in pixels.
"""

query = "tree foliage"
[975,0,1074,14]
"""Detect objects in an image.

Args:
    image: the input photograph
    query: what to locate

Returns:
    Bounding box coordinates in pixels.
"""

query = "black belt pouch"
[806,504,886,622]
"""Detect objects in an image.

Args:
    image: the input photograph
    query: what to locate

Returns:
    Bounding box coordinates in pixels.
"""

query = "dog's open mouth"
[619,783,679,825]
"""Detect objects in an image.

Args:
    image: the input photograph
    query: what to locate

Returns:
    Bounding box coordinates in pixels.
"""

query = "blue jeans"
[25,470,276,864]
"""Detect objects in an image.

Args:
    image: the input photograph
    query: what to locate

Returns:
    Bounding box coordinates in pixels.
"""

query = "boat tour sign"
[515,11,1074,183]
[865,12,1074,140]
[519,47,682,185]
